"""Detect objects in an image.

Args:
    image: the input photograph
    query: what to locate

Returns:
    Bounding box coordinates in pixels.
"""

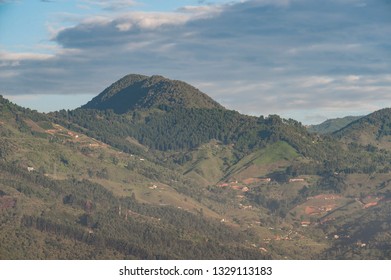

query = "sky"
[0,0,391,124]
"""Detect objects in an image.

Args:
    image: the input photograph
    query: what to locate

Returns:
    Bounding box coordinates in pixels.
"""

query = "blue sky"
[1,0,391,124]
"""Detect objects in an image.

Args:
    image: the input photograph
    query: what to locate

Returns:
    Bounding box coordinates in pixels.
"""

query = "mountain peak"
[82,74,224,113]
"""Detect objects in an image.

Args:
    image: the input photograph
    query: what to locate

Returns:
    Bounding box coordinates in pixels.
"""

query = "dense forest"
[52,106,391,177]
[0,161,267,259]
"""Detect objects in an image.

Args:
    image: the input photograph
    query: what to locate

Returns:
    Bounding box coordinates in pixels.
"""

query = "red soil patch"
[0,196,16,210]
[242,178,260,185]
[305,204,336,215]
[310,194,341,200]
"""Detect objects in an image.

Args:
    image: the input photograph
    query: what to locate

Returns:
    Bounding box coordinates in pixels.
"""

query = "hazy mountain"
[307,116,362,134]
[82,74,224,114]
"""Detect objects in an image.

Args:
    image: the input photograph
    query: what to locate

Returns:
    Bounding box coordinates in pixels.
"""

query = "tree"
[96,168,109,179]
[112,156,119,165]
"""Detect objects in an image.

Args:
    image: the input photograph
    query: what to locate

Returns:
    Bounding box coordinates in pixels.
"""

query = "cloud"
[114,12,194,30]
[177,4,224,13]
[53,5,223,48]
[0,70,18,78]
[0,51,54,62]
[1,0,391,123]
[203,74,391,123]
[82,0,138,11]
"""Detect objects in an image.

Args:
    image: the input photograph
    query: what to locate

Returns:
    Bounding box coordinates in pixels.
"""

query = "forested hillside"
[82,74,224,113]
[0,95,269,259]
[307,116,362,134]
[2,74,391,260]
[52,97,391,179]
[334,108,391,149]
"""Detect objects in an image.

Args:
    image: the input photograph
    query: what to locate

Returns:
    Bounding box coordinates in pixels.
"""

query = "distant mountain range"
[1,74,391,260]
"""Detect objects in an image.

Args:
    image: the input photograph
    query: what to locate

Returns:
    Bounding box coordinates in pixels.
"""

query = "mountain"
[307,116,362,134]
[3,74,391,260]
[333,108,391,149]
[53,75,391,181]
[81,74,225,114]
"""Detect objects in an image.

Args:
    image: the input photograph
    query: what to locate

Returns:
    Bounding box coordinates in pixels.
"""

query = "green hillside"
[334,108,391,150]
[224,141,300,180]
[179,140,236,185]
[2,74,391,260]
[308,116,362,134]
[0,96,274,259]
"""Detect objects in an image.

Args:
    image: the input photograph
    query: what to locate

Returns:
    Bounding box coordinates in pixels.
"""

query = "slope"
[308,116,362,134]
[224,141,300,181]
[82,74,224,113]
[2,94,351,260]
[334,108,391,150]
[5,71,391,260]
[0,96,269,259]
[52,75,391,185]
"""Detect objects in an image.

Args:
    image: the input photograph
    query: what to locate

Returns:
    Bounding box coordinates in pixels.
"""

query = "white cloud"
[344,75,360,83]
[193,73,391,123]
[178,4,224,14]
[0,61,19,67]
[117,12,192,30]
[0,71,18,78]
[90,5,223,33]
[299,76,335,88]
[0,51,54,61]
[81,15,112,25]
[82,0,138,11]
[115,22,133,31]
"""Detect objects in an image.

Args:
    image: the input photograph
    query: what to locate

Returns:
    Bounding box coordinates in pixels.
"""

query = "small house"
[289,178,305,183]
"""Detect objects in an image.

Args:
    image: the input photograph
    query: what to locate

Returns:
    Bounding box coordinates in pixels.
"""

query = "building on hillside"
[289,178,305,183]
[260,178,272,182]
[241,187,249,192]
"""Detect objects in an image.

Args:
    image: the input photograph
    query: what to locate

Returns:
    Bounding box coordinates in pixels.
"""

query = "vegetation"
[0,160,267,259]
[82,74,224,113]
[307,116,362,134]
[2,75,391,260]
[334,108,391,143]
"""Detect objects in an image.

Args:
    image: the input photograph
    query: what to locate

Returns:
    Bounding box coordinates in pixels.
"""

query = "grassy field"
[224,141,300,180]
